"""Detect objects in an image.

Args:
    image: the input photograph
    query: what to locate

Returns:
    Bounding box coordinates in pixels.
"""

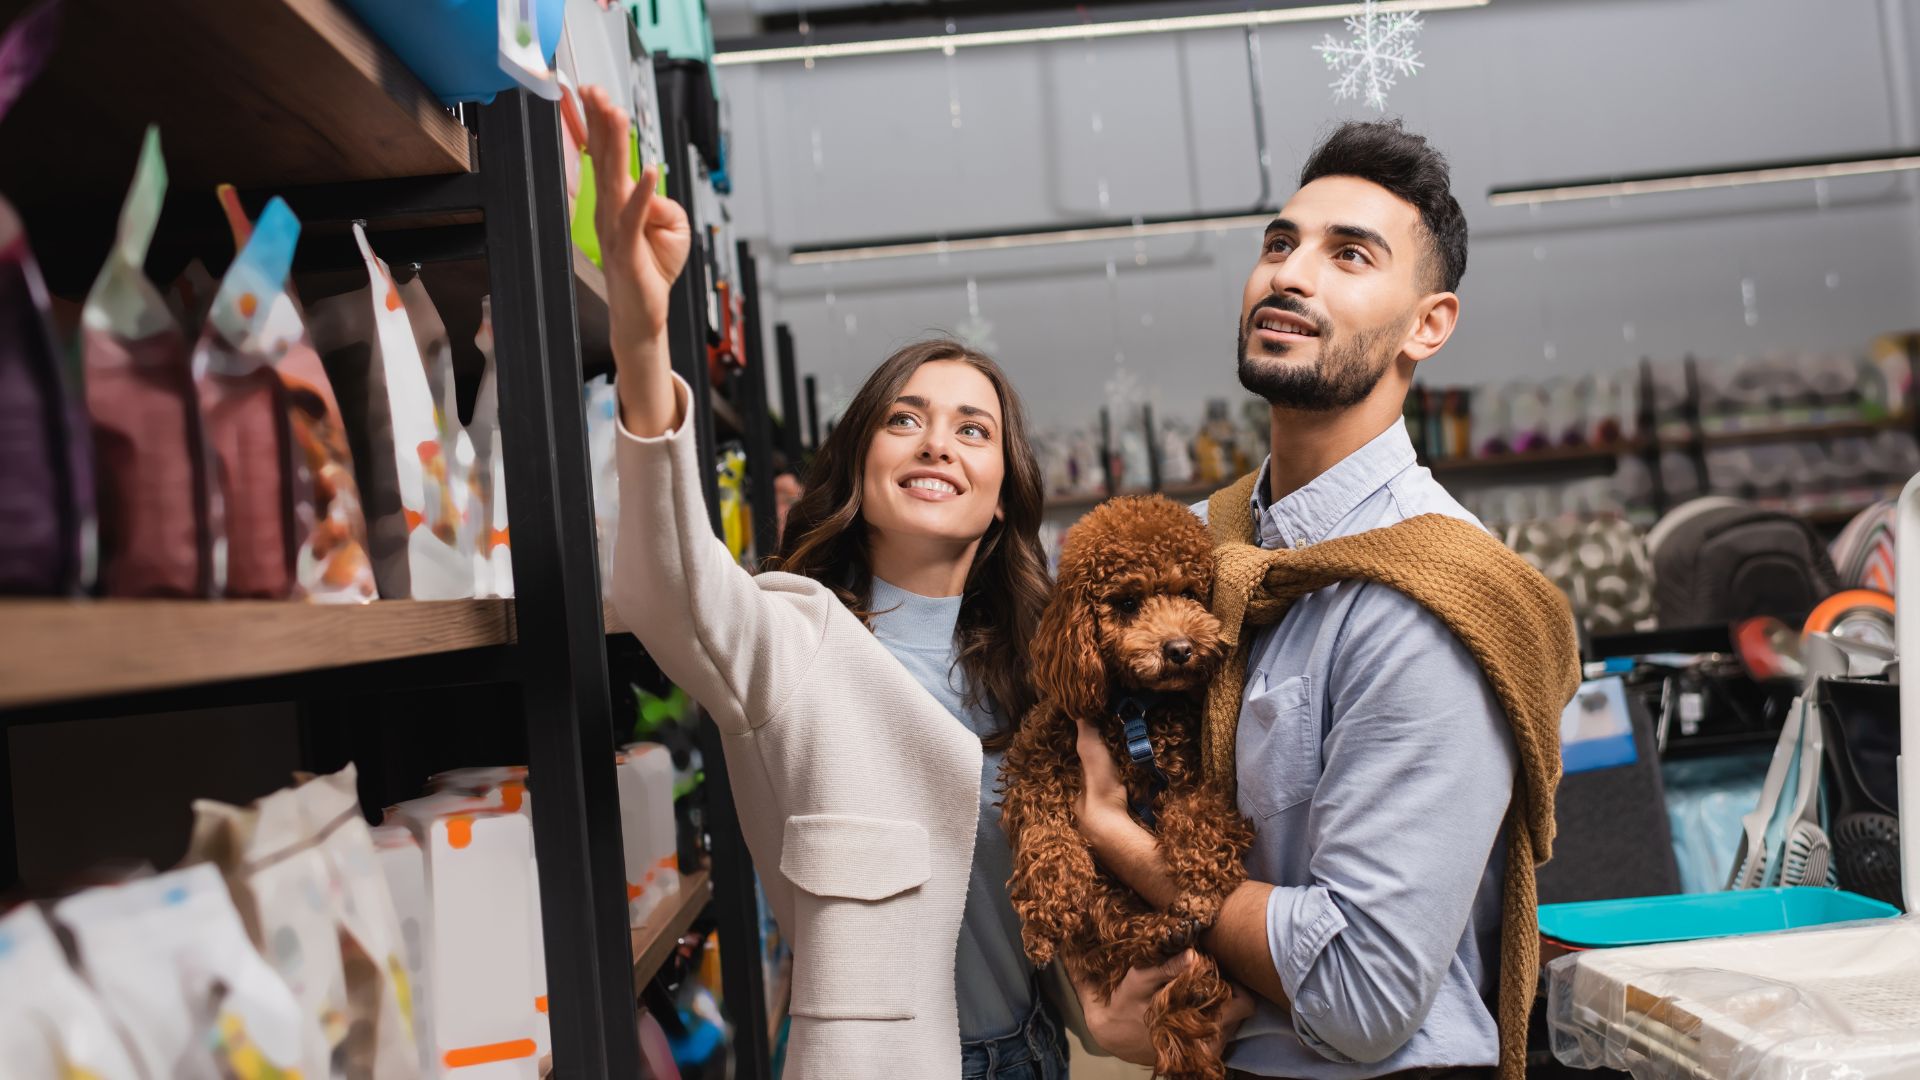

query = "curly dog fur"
[1002,495,1255,1080]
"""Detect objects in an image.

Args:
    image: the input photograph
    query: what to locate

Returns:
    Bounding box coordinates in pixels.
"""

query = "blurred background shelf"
[631,869,713,987]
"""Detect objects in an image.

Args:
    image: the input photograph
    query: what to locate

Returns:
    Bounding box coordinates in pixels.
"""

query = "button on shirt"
[1197,420,1519,1077]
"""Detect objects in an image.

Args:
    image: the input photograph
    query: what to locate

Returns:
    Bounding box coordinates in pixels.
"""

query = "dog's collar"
[1113,691,1173,829]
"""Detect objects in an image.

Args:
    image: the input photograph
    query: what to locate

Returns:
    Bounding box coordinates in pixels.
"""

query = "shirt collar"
[1249,418,1419,550]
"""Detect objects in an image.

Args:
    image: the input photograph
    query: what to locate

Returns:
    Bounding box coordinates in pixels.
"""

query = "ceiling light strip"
[787,212,1277,265]
[1489,153,1920,206]
[716,0,1486,66]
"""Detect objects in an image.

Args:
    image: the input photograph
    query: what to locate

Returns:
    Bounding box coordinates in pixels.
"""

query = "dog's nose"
[1164,639,1193,666]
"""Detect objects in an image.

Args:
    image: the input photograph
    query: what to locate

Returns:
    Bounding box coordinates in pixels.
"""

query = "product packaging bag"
[371,823,437,1078]
[186,787,351,1075]
[292,766,423,1079]
[412,769,548,1057]
[82,126,218,597]
[212,186,377,603]
[617,742,680,927]
[0,0,95,596]
[55,862,312,1080]
[309,224,471,600]
[386,795,545,1078]
[470,297,511,597]
[584,373,619,593]
[192,196,302,599]
[0,904,143,1079]
[397,274,478,577]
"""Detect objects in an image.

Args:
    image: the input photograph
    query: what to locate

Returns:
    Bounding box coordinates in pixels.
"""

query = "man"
[1076,120,1517,1080]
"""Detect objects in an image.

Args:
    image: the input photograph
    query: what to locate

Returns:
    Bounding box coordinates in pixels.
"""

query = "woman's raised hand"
[582,84,691,436]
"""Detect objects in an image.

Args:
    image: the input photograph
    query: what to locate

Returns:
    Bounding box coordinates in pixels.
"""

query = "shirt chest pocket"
[1238,675,1322,820]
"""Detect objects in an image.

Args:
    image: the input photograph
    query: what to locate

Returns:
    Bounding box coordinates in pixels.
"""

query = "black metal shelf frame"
[0,81,783,1080]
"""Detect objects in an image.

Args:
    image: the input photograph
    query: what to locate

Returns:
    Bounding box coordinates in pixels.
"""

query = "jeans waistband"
[960,989,1064,1074]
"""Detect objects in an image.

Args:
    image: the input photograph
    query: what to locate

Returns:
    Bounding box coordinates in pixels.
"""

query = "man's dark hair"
[1299,119,1468,294]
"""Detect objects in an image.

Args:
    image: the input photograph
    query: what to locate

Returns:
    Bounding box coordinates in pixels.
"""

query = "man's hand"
[1079,952,1258,1067]
[1073,714,1132,844]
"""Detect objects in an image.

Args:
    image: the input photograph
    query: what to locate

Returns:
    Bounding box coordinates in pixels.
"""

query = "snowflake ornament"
[954,314,998,354]
[1316,0,1424,111]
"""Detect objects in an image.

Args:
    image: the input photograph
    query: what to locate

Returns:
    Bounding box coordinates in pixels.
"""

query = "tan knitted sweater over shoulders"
[1204,470,1580,1080]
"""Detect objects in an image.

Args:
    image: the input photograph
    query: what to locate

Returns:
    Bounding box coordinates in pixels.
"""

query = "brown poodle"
[1001,495,1254,1080]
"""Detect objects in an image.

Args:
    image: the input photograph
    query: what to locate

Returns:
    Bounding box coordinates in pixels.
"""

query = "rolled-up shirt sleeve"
[1262,585,1517,1065]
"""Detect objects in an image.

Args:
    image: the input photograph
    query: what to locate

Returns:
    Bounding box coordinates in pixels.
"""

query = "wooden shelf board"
[1426,441,1644,476]
[631,869,713,988]
[1690,416,1911,449]
[1043,480,1219,514]
[0,0,470,211]
[0,598,514,709]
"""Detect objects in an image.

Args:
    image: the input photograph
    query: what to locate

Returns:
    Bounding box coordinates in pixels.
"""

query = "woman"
[583,86,1067,1079]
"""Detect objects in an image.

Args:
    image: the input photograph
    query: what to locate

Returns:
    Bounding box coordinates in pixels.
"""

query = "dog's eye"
[1111,596,1139,615]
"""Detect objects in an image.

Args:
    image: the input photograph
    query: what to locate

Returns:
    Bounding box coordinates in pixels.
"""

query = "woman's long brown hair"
[767,339,1048,749]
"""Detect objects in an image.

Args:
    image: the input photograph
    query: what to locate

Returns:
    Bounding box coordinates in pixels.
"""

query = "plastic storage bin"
[1540,886,1899,949]
[342,0,565,105]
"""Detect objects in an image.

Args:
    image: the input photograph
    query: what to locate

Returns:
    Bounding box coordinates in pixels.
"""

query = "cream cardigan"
[610,376,982,1078]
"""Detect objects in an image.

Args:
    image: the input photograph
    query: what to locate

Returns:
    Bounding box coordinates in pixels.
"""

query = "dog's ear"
[1030,579,1105,720]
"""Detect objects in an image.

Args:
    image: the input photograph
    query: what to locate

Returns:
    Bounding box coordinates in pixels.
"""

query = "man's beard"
[1237,296,1396,411]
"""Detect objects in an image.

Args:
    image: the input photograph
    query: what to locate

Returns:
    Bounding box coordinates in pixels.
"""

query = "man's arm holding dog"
[1072,719,1290,1007]
[1075,588,1519,1064]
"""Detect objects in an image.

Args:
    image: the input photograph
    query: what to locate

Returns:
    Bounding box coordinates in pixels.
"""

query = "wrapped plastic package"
[193,197,302,599]
[0,0,95,596]
[0,904,143,1079]
[55,862,312,1079]
[470,296,511,597]
[309,224,471,600]
[1548,915,1920,1079]
[83,126,218,597]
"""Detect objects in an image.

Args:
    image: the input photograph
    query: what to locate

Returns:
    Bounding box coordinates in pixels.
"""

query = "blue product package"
[1560,676,1639,775]
[340,0,563,105]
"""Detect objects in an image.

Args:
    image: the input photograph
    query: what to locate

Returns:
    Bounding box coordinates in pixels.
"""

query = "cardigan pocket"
[780,814,932,1021]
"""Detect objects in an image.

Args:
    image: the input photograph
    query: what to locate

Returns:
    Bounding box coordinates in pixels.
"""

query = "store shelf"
[0,598,514,710]
[631,869,713,988]
[1687,416,1912,449]
[1426,440,1645,478]
[0,0,471,210]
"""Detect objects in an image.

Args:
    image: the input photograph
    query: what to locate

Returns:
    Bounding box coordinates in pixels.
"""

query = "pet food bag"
[0,0,95,596]
[0,904,143,1079]
[387,795,545,1077]
[617,742,679,927]
[398,274,479,575]
[193,196,302,599]
[309,223,471,600]
[55,862,312,1080]
[470,297,511,597]
[585,373,619,593]
[410,769,549,1058]
[371,823,437,1078]
[209,186,377,604]
[186,787,349,1075]
[0,191,96,596]
[292,766,423,1079]
[82,126,219,597]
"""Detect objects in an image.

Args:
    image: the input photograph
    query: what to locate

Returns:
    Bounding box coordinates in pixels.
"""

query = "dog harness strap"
[1116,693,1171,829]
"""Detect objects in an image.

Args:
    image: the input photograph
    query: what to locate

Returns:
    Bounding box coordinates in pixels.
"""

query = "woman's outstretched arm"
[586,87,828,734]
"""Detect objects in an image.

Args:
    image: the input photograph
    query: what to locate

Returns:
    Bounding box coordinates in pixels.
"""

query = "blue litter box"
[342,0,564,105]
[1539,887,1900,949]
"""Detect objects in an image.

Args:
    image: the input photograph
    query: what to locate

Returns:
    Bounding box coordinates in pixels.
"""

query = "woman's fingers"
[581,87,636,240]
